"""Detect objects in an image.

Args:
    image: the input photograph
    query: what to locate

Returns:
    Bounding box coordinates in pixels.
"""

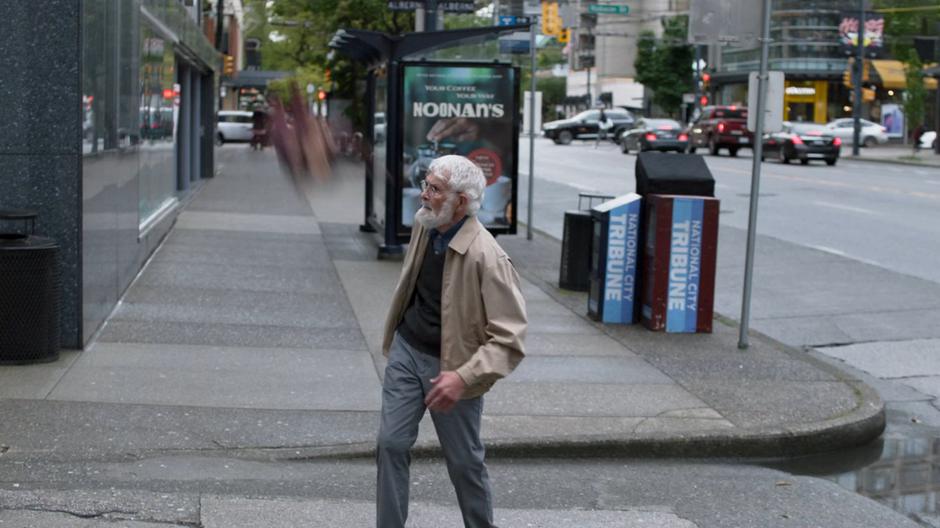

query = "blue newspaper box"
[641,194,719,333]
[588,193,642,324]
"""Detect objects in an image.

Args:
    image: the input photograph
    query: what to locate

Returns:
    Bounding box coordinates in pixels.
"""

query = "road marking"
[809,245,845,256]
[808,244,884,267]
[812,200,884,216]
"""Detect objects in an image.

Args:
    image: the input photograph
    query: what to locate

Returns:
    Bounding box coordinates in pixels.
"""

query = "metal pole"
[852,0,865,156]
[738,0,772,350]
[215,0,225,51]
[586,65,591,106]
[425,0,438,31]
[693,45,702,119]
[526,21,537,241]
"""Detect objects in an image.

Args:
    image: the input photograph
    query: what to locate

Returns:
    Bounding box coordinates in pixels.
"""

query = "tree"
[537,77,566,122]
[903,48,927,136]
[633,16,693,118]
[261,0,415,129]
[871,0,940,61]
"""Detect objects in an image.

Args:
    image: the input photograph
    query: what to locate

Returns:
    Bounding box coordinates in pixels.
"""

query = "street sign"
[588,4,629,15]
[688,0,761,48]
[747,71,784,133]
[498,16,531,26]
[387,0,474,12]
[499,36,531,54]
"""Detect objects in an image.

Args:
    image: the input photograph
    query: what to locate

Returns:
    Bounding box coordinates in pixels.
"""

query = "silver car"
[823,118,888,147]
[217,110,254,144]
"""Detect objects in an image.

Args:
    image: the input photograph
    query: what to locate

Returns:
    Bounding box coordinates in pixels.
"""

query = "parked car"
[686,105,752,156]
[822,118,888,147]
[217,110,254,144]
[619,118,688,154]
[761,122,841,166]
[541,109,634,145]
[919,130,937,150]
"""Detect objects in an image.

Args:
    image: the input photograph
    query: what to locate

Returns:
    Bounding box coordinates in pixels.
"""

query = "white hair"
[429,155,486,217]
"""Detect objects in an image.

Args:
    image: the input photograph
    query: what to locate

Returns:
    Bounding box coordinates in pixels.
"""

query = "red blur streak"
[645,133,657,141]
[791,135,804,145]
[717,123,725,133]
[678,133,689,141]
[833,137,842,146]
[657,125,674,130]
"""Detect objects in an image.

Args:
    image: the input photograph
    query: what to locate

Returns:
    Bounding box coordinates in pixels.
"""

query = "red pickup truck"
[686,106,753,157]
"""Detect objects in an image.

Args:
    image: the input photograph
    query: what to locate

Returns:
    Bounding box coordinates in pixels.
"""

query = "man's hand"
[425,371,467,413]
[426,118,480,143]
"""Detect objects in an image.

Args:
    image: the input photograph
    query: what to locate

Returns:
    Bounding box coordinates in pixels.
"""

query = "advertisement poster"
[881,103,904,138]
[400,63,518,234]
[839,12,885,57]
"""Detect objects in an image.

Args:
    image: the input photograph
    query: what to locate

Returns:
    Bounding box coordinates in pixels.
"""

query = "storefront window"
[138,23,179,225]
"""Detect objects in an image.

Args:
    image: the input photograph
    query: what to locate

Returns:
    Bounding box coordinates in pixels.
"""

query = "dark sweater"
[397,216,467,357]
[397,246,446,357]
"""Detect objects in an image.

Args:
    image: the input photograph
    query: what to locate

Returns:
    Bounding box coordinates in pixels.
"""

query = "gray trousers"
[376,332,493,528]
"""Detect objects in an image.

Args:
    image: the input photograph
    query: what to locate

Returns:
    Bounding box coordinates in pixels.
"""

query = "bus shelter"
[329,25,528,256]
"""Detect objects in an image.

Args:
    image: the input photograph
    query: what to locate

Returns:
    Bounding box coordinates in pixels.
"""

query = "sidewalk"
[0,147,884,463]
[849,143,940,167]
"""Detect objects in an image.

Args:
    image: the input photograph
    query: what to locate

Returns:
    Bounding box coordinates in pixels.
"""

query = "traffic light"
[700,95,709,107]
[541,2,561,36]
[558,28,571,43]
[318,90,327,101]
[223,54,235,76]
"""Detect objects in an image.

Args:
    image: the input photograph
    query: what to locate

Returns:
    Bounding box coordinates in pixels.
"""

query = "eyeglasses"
[420,179,450,196]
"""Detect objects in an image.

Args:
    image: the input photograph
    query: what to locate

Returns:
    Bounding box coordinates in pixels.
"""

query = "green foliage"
[903,48,927,132]
[632,16,693,118]
[261,0,415,129]
[871,0,940,60]
[537,76,566,121]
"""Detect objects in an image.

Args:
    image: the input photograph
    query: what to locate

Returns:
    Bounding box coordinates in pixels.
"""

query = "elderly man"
[377,155,527,528]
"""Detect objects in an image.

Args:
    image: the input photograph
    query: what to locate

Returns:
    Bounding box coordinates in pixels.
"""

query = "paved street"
[0,144,933,526]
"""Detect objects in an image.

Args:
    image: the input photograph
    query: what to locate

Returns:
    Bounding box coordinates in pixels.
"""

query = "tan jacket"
[382,216,527,399]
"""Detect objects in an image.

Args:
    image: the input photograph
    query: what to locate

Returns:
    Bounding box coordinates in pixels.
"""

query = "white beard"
[415,196,457,229]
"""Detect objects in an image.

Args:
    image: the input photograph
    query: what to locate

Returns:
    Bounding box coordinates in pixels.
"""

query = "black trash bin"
[559,193,613,291]
[0,210,60,365]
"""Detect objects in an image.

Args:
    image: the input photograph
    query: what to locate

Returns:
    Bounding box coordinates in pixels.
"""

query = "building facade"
[567,0,691,109]
[708,0,937,129]
[1,0,220,349]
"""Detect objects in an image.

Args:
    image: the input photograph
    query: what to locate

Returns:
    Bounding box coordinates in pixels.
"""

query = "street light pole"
[852,0,865,156]
[526,20,537,241]
[737,0,772,350]
[215,0,224,52]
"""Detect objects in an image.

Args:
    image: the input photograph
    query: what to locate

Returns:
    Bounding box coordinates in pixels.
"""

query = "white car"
[823,118,889,147]
[217,110,254,144]
[920,130,937,150]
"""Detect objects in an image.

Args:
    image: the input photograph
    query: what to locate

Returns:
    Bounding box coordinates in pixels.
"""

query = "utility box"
[641,195,719,333]
[588,193,642,324]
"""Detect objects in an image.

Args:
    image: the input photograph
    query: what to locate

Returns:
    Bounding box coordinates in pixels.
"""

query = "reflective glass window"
[138,23,179,223]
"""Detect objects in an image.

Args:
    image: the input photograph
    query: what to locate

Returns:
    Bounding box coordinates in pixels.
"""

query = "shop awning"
[872,60,937,89]
[843,59,938,89]
[871,60,908,89]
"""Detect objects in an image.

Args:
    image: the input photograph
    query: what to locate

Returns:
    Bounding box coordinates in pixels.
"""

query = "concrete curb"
[846,154,940,168]
[274,387,883,460]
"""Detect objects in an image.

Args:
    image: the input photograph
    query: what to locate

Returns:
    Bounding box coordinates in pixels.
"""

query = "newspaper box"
[588,193,642,324]
[641,194,719,333]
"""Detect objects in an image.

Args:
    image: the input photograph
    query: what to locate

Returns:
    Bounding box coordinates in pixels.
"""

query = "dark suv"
[687,106,753,156]
[542,109,634,145]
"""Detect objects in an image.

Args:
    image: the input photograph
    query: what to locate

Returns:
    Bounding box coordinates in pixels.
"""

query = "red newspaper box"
[641,194,719,333]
